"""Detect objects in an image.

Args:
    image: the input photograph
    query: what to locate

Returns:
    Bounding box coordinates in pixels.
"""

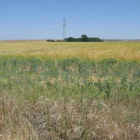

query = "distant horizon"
[1,38,140,42]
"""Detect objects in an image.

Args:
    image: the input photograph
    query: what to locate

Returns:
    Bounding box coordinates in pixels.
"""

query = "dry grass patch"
[0,96,139,140]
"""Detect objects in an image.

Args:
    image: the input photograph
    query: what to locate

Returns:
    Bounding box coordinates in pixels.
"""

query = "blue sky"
[0,0,140,40]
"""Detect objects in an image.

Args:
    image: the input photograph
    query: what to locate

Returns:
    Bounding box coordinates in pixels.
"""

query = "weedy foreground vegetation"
[0,42,140,140]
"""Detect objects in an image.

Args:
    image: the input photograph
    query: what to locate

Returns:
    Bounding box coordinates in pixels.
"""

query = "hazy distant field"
[0,42,140,140]
[1,42,140,60]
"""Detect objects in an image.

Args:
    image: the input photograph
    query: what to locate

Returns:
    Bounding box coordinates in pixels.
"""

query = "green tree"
[81,34,88,42]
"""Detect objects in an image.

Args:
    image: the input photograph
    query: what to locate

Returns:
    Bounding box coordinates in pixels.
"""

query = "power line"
[67,27,140,36]
[63,18,66,40]
[0,24,61,33]
[0,28,61,38]
[0,25,140,39]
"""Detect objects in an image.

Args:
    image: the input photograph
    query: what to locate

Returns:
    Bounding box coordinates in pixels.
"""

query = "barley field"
[1,42,140,60]
[0,42,140,140]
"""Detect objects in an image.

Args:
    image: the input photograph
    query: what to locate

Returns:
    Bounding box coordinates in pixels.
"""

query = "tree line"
[46,34,103,42]
[65,34,103,42]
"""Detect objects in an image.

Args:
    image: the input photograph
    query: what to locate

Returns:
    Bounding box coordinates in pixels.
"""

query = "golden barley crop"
[0,42,140,60]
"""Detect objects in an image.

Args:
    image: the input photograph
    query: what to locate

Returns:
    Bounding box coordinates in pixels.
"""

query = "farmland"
[0,42,140,60]
[0,42,140,139]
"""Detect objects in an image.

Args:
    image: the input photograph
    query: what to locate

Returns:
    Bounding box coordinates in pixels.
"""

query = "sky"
[0,0,140,40]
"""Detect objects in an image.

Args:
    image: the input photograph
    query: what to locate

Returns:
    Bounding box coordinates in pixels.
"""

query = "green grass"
[0,56,140,139]
[1,56,140,101]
